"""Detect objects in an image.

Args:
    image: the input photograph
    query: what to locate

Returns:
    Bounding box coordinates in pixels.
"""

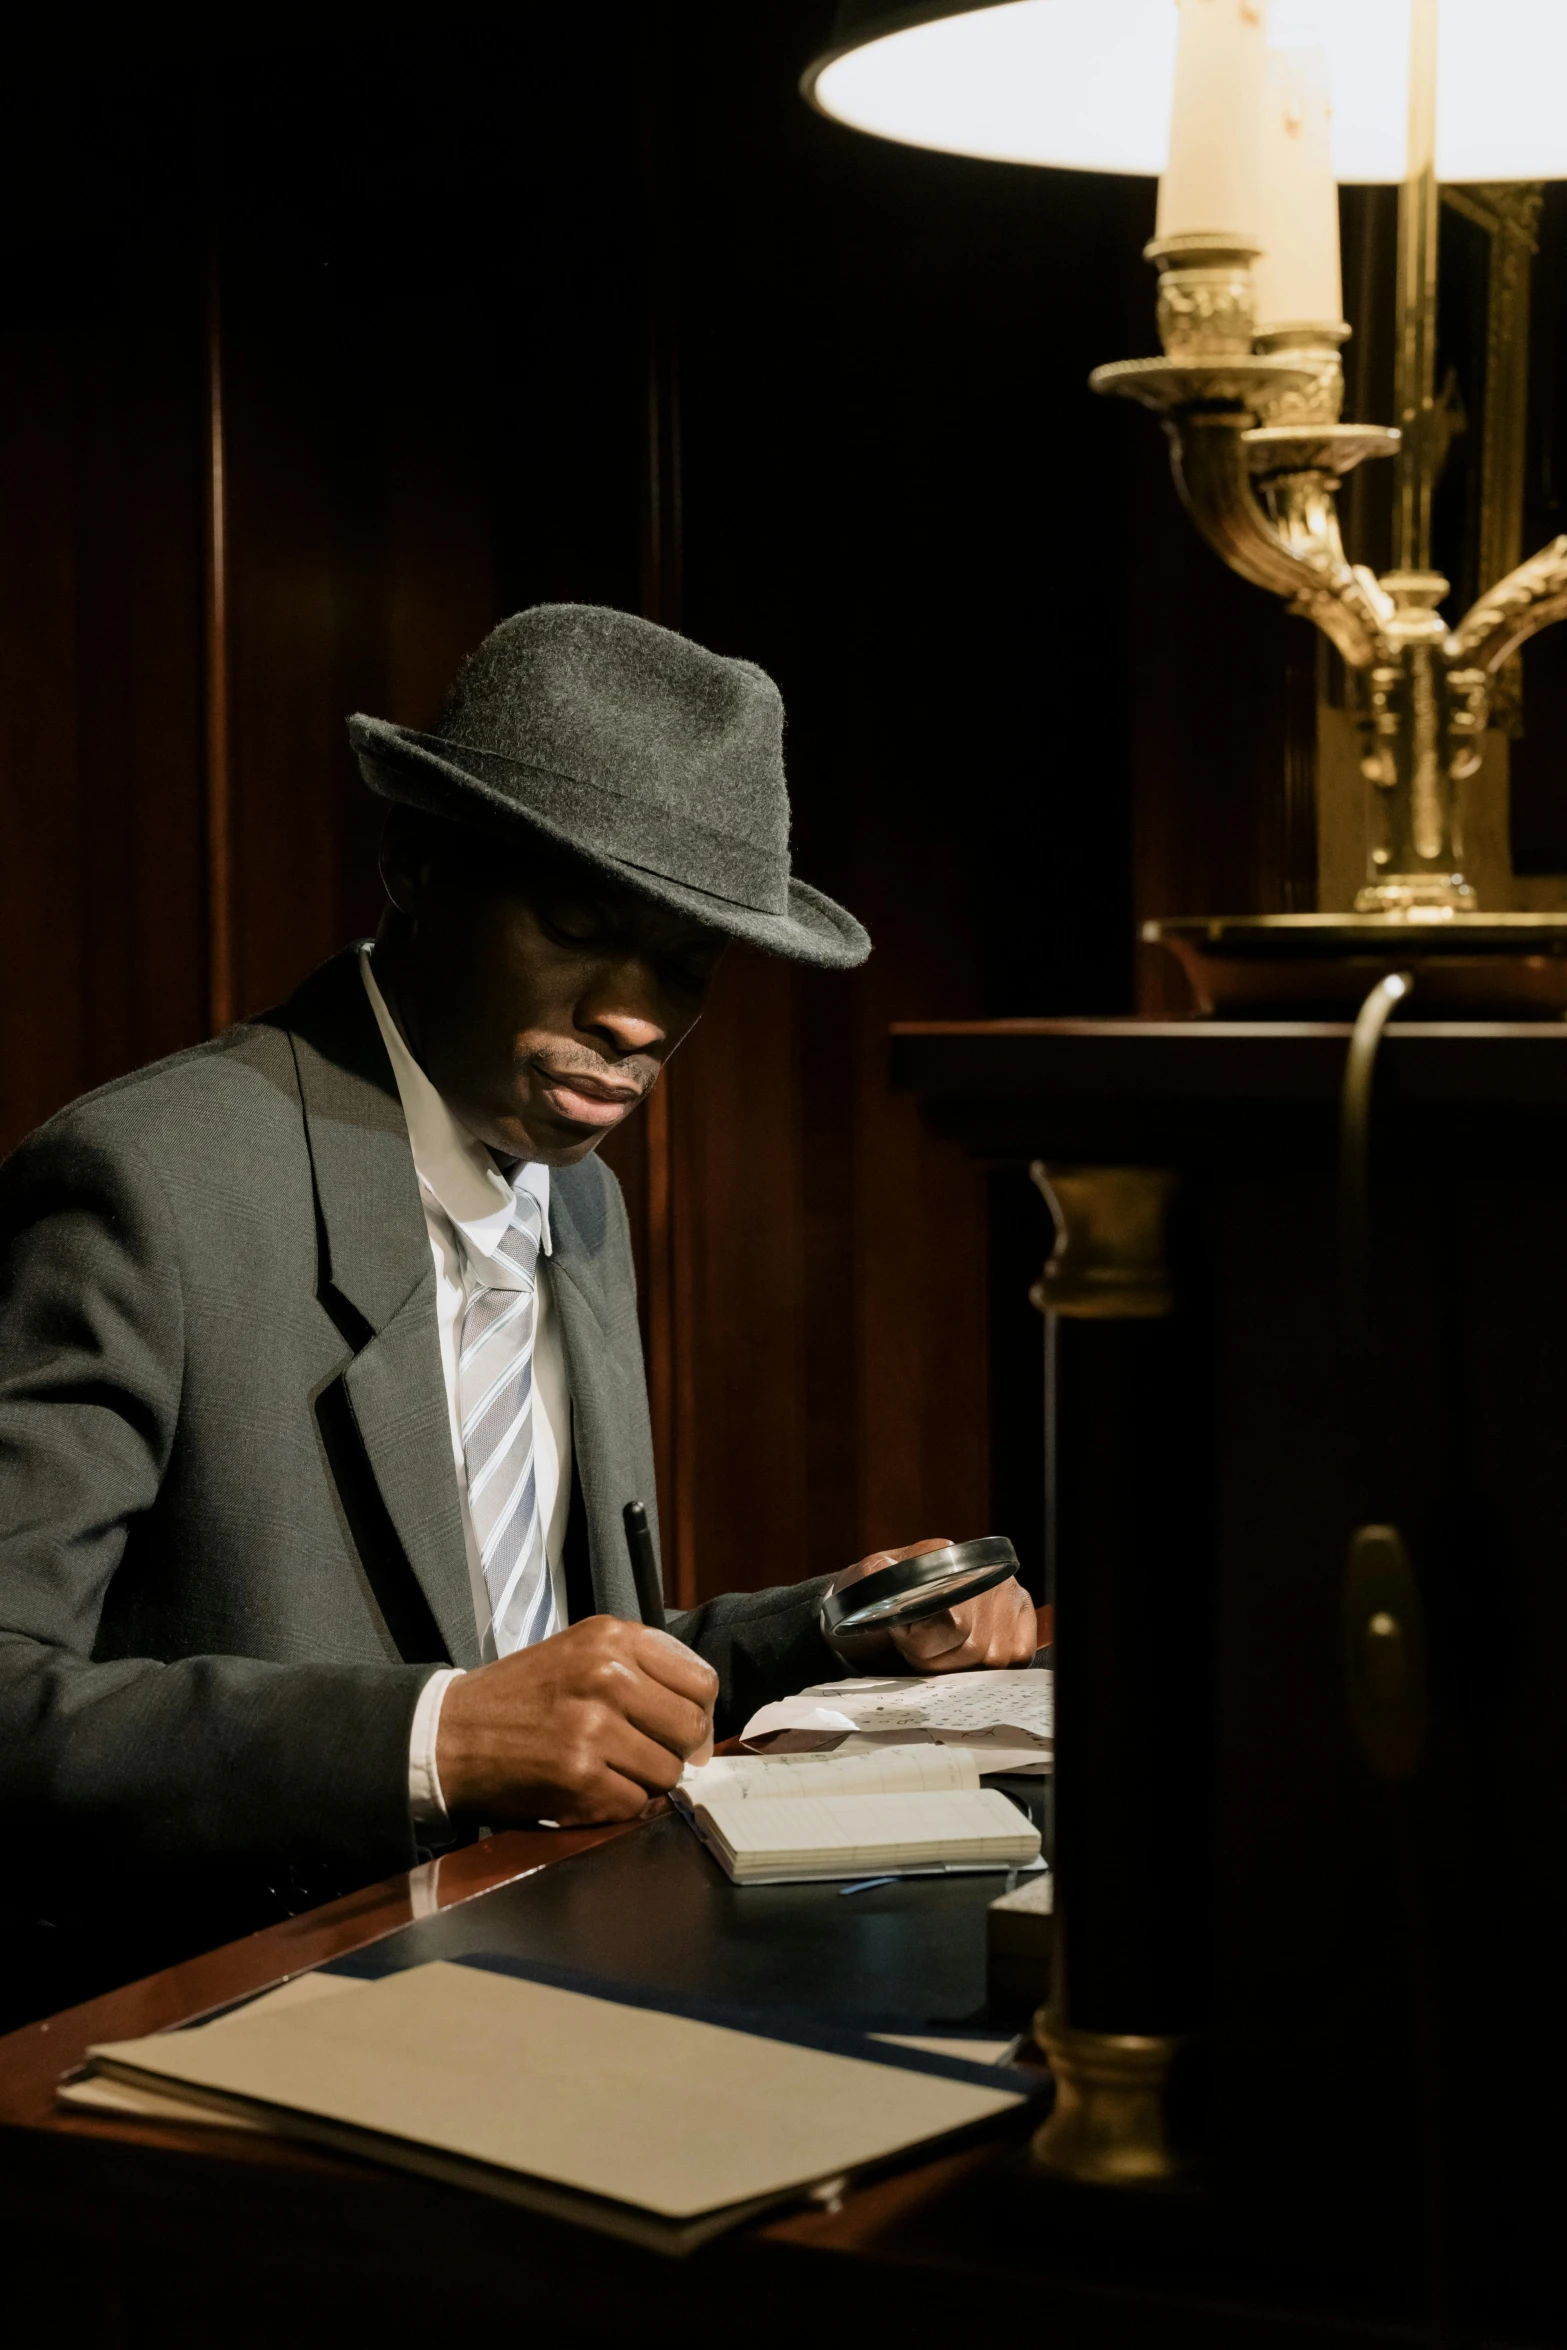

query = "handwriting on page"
[831,1671,1054,1738]
[739,1668,1053,1755]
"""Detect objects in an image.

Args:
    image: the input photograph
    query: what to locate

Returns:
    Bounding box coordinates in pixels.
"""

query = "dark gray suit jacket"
[0,948,835,1979]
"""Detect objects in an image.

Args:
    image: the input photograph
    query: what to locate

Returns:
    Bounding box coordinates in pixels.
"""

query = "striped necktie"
[457,1186,556,1656]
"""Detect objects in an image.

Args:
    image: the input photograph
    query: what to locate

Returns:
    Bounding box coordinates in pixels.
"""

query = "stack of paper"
[741,1667,1054,1775]
[675,1742,1041,1884]
[79,1959,1036,2251]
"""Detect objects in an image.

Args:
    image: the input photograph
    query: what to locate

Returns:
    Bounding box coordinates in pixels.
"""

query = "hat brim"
[349,715,870,972]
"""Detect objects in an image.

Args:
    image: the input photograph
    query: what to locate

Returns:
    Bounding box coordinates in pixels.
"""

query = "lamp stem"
[1392,0,1440,577]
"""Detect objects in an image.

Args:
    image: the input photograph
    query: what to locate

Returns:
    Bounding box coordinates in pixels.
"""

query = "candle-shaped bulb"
[1155,0,1267,246]
[1253,45,1343,332]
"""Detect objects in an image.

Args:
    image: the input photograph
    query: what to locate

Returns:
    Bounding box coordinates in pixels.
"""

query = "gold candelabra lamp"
[1093,5,1567,929]
[806,0,1567,1009]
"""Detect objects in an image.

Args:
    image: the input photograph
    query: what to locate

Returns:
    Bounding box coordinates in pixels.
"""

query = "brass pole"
[1392,0,1440,576]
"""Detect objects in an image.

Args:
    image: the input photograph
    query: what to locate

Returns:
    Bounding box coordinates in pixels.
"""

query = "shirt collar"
[359,946,552,1268]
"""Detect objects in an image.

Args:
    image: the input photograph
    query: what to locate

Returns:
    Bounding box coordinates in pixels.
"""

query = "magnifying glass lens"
[820,1536,1019,1637]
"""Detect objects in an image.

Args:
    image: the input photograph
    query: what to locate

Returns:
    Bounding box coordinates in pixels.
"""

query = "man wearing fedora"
[0,605,1034,1999]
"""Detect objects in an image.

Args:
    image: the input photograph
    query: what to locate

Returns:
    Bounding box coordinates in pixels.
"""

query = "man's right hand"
[435,1616,718,1826]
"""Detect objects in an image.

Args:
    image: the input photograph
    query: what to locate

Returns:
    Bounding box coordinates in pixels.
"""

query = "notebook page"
[680,1744,976,1805]
[834,1729,1050,1775]
[846,1672,1054,1738]
[742,1668,1053,1747]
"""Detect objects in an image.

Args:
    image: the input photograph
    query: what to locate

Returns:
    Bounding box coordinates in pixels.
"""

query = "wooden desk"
[0,1810,1508,2350]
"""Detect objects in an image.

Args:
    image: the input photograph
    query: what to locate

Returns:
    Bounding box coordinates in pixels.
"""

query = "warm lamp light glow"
[805,0,1567,184]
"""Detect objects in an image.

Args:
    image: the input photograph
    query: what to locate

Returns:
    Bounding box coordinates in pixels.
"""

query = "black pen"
[623,1499,665,1632]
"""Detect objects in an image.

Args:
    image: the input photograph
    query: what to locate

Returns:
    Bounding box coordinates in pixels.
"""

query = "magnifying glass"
[818,1535,1021,1638]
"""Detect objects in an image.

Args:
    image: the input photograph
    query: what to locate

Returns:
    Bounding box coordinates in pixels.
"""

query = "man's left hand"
[825,1537,1039,1674]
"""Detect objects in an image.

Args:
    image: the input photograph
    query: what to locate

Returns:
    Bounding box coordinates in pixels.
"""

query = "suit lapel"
[343,1287,478,1667]
[548,1162,656,1624]
[285,949,477,1668]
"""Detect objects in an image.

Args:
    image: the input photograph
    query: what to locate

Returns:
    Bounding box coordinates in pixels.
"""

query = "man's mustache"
[524,1050,653,1105]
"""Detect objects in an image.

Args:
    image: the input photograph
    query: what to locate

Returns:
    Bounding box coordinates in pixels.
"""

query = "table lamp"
[803,0,1567,1007]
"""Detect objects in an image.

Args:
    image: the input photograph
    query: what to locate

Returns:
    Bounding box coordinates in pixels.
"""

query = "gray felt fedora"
[347,603,869,970]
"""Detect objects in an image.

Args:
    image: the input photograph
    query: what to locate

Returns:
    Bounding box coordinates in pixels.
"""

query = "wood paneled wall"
[0,2,1314,1610]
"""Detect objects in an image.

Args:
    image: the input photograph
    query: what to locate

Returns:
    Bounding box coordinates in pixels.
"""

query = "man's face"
[379,822,726,1165]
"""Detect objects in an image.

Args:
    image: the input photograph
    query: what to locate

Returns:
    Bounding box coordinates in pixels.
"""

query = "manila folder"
[89,1960,1026,2248]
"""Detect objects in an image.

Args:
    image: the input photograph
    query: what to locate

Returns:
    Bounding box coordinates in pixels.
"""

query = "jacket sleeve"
[665,1577,842,1739]
[0,1123,430,1892]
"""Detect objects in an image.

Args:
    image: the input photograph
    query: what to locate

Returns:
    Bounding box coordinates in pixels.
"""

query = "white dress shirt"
[359,949,574,1831]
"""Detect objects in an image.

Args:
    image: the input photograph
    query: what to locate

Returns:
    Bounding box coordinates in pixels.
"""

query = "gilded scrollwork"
[1090,355,1320,416]
[1145,232,1258,362]
[1248,360,1343,428]
[1445,535,1567,674]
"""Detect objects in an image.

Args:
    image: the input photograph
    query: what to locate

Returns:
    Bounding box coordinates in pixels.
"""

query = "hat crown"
[345,602,871,968]
[434,604,789,866]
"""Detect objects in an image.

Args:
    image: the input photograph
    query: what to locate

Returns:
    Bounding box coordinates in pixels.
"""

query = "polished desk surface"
[326,1804,1040,2016]
[0,1812,1049,2347]
[0,1796,1438,2350]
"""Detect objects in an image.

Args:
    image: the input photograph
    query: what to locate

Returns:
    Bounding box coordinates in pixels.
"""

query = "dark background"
[0,0,1543,1608]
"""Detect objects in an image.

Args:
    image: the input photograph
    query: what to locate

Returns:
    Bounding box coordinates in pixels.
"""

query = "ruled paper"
[680,1744,976,1805]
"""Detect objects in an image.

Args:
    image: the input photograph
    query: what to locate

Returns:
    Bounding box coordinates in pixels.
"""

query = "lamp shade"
[802,0,1567,184]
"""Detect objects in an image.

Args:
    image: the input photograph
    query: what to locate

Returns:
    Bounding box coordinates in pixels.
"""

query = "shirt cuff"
[408,1667,465,1831]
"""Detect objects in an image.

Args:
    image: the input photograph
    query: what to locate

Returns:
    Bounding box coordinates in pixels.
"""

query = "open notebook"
[81,1958,1037,2254]
[673,1742,1041,1884]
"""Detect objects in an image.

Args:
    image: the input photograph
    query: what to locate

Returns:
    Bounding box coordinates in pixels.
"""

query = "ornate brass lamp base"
[1146,912,1567,1017]
[1030,2013,1190,2187]
[1093,213,1567,920]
